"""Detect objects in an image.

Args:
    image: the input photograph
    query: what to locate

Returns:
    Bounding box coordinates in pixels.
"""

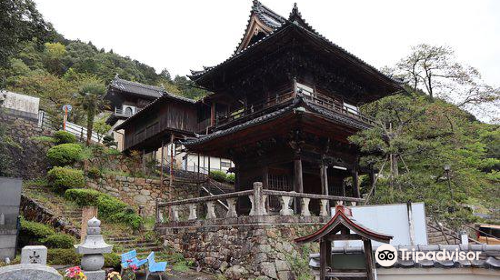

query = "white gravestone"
[0,264,62,280]
[21,245,47,265]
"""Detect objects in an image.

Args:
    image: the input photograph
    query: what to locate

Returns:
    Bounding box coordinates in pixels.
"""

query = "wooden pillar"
[363,239,375,280]
[207,156,211,174]
[321,163,329,213]
[293,158,303,213]
[320,163,329,195]
[197,153,200,180]
[319,239,331,280]
[160,140,165,191]
[263,166,269,212]
[352,170,360,198]
[210,102,216,126]
[262,166,269,189]
[168,134,174,219]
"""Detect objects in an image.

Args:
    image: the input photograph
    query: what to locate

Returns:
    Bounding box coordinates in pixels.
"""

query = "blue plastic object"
[121,250,147,269]
[146,251,167,273]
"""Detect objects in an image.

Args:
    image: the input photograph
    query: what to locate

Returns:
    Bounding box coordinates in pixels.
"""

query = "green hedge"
[47,143,83,166]
[65,189,142,230]
[47,167,85,190]
[53,131,77,144]
[19,218,56,246]
[47,249,120,267]
[47,249,80,265]
[209,170,235,184]
[209,170,227,182]
[42,233,75,249]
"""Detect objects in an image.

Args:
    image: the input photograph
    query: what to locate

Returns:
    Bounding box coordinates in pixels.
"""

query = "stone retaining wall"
[20,195,80,238]
[1,112,53,179]
[158,216,327,280]
[86,175,201,217]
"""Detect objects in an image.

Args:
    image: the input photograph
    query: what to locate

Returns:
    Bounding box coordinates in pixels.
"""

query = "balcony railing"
[155,182,364,223]
[214,89,376,128]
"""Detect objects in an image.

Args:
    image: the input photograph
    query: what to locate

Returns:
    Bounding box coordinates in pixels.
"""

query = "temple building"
[184,1,403,213]
[116,0,403,213]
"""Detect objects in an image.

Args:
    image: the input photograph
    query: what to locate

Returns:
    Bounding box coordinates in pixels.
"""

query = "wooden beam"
[363,239,375,280]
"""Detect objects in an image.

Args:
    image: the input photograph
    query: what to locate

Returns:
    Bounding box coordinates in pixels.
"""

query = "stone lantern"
[75,217,113,280]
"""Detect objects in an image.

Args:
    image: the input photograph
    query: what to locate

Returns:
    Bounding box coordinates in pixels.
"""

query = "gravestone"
[0,177,22,261]
[21,245,47,265]
[0,264,62,280]
[0,245,62,280]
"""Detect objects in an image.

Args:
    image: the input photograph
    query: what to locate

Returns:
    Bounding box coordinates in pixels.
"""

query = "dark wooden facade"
[115,1,403,213]
[184,1,403,213]
[115,92,205,152]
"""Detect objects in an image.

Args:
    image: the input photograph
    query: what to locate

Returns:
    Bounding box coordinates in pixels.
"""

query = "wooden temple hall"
[117,1,403,214]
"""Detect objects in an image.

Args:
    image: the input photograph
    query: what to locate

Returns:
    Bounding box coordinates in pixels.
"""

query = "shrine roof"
[295,205,393,244]
[189,2,403,94]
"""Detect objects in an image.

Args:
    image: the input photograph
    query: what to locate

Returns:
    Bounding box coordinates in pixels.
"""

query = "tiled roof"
[309,244,500,270]
[189,2,403,90]
[183,98,301,146]
[113,80,197,130]
[110,77,164,99]
[182,96,373,147]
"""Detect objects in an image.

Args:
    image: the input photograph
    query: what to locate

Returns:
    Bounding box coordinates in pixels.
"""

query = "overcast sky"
[35,0,499,87]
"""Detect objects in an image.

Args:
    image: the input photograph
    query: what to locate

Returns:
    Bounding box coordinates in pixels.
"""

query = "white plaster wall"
[0,91,39,114]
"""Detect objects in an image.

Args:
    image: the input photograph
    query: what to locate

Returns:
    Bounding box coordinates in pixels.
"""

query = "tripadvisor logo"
[375,244,481,267]
[375,244,398,267]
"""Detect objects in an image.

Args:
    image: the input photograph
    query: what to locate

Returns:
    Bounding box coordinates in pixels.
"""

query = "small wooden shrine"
[295,205,393,280]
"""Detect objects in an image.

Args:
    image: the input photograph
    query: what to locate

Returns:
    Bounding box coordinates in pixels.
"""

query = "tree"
[390,44,499,121]
[93,117,111,142]
[77,79,107,145]
[0,0,52,67]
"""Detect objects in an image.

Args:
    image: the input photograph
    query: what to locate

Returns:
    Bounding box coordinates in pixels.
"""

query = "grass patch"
[30,136,57,143]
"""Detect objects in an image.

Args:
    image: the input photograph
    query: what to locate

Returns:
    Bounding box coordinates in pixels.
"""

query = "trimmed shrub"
[64,189,142,230]
[47,143,83,166]
[65,188,101,205]
[209,170,227,182]
[47,249,80,265]
[53,131,77,144]
[87,167,101,179]
[42,233,75,249]
[19,218,56,246]
[104,253,121,269]
[226,173,235,184]
[47,167,85,190]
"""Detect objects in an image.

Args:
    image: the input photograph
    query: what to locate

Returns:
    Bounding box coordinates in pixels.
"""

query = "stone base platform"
[157,215,329,280]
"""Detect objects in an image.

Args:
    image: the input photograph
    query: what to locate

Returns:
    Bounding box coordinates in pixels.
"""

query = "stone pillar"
[249,182,264,216]
[171,205,180,222]
[206,201,217,219]
[226,198,238,218]
[319,199,329,217]
[81,206,97,242]
[301,198,311,216]
[188,204,197,220]
[280,196,293,216]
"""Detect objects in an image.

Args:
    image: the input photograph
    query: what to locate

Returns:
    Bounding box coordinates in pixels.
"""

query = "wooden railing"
[214,89,376,127]
[155,182,364,223]
[215,89,294,126]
